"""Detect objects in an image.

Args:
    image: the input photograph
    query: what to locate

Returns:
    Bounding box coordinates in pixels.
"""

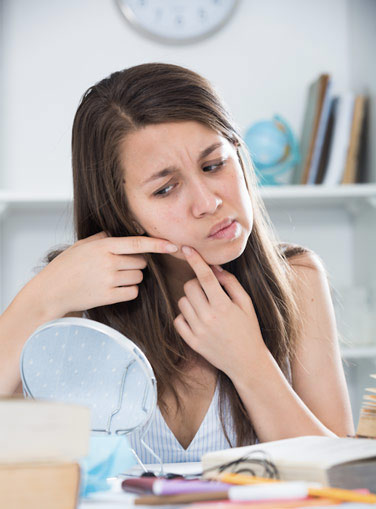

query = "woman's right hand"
[31,231,178,318]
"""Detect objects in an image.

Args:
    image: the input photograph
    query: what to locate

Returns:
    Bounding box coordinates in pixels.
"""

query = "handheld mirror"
[20,317,160,470]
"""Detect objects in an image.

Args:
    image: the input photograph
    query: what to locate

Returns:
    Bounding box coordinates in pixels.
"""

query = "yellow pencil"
[218,473,278,484]
[215,472,376,504]
[308,487,376,504]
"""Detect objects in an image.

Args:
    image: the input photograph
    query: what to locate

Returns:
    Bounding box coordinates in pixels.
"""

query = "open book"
[202,436,376,492]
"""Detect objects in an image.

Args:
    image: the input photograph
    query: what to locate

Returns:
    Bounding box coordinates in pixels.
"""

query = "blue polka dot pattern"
[20,318,157,435]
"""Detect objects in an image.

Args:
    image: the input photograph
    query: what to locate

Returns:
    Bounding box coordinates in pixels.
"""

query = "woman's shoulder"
[277,242,325,273]
[277,243,330,312]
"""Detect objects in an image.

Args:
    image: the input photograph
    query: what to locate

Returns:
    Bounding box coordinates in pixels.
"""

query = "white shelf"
[341,346,376,359]
[0,191,73,216]
[260,184,376,209]
[0,191,72,204]
[0,184,376,211]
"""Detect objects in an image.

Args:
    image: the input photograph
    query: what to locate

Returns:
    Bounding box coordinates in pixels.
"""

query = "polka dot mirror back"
[20,318,157,434]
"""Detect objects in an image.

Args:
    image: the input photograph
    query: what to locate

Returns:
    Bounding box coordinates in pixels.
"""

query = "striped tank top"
[127,383,237,464]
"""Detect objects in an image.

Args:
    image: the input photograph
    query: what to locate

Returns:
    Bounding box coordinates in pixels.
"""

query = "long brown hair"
[49,63,307,446]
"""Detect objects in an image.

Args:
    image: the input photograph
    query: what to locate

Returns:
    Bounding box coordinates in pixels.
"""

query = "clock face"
[116,0,239,45]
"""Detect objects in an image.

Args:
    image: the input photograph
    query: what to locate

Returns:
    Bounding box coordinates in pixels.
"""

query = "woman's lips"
[208,220,240,240]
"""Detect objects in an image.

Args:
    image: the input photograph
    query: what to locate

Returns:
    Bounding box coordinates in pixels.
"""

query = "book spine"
[322,93,355,186]
[342,95,366,184]
[307,80,333,184]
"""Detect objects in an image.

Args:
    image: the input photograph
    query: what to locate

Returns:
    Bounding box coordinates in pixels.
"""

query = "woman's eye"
[153,183,174,197]
[203,160,226,172]
[152,160,226,197]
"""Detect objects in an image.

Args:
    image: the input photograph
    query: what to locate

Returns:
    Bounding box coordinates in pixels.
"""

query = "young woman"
[0,63,354,463]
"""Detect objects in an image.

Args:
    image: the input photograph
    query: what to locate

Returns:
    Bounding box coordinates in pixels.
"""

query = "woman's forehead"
[120,121,229,182]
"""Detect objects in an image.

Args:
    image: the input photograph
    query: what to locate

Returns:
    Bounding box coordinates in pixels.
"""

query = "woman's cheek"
[146,221,188,245]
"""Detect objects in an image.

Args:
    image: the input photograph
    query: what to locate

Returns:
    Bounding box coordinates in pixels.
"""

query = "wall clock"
[115,0,239,45]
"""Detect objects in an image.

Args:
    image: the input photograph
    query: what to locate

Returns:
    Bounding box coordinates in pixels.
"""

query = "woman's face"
[121,121,253,266]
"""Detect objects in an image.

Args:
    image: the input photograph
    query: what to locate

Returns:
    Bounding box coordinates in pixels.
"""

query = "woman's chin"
[202,240,248,266]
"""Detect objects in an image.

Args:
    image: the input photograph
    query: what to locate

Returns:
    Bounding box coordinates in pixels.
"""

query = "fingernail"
[182,246,192,256]
[165,244,178,253]
[215,265,223,272]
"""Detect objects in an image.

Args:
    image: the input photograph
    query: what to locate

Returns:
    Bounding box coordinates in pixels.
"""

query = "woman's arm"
[289,252,354,435]
[174,248,354,441]
[224,252,354,440]
[0,232,177,395]
[0,281,60,395]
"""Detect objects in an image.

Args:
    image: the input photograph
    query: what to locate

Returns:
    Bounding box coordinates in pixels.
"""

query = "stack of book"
[357,373,376,438]
[0,397,90,509]
[292,74,367,185]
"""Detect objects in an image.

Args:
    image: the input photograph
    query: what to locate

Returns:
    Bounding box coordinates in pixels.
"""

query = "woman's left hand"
[173,246,267,379]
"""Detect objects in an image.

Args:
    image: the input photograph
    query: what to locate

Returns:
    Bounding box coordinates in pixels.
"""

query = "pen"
[122,477,230,495]
[153,479,231,495]
[122,477,157,494]
[135,481,311,505]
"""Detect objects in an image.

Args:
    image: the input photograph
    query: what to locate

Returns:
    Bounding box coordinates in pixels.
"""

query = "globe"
[244,115,300,186]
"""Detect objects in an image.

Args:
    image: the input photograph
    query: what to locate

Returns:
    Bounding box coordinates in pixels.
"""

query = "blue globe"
[244,115,300,186]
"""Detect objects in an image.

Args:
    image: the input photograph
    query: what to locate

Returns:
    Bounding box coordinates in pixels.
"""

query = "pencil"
[135,490,228,505]
[308,486,376,504]
[216,472,376,504]
[218,473,278,484]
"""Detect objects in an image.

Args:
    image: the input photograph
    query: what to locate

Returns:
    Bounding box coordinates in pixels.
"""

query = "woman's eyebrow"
[141,142,224,187]
[141,167,178,186]
[198,141,224,161]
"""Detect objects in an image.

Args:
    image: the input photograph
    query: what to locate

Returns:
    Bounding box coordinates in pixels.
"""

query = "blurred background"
[0,0,375,428]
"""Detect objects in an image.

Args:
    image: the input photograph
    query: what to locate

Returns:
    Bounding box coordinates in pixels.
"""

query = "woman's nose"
[190,181,223,218]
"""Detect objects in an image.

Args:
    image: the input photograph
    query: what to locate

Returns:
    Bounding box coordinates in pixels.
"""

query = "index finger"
[106,236,178,255]
[181,246,226,304]
[78,231,109,244]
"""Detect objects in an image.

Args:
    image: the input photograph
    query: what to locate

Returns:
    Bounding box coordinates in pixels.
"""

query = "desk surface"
[78,462,376,509]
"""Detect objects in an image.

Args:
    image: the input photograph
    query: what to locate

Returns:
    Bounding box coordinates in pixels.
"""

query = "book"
[306,78,333,184]
[0,397,90,463]
[342,95,367,184]
[201,435,376,492]
[322,93,355,186]
[0,461,80,509]
[293,74,330,185]
[0,397,90,508]
[314,97,337,184]
[357,373,376,438]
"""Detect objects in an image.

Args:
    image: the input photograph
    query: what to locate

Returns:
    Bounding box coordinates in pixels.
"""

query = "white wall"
[347,0,376,182]
[0,0,351,193]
